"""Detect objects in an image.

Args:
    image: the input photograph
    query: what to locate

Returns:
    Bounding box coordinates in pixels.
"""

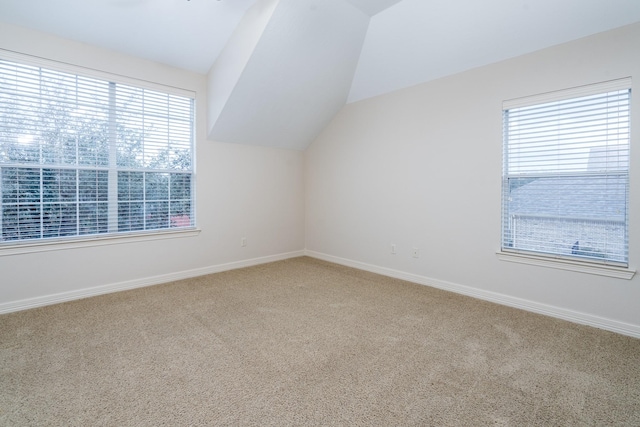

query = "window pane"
[2,168,41,204]
[170,202,191,228]
[506,175,627,262]
[145,172,169,201]
[1,168,19,203]
[116,86,146,168]
[118,171,144,201]
[118,202,144,232]
[2,204,41,241]
[79,170,108,202]
[169,173,191,227]
[170,173,191,200]
[78,133,109,167]
[145,201,169,230]
[43,169,76,202]
[79,202,108,235]
[43,203,77,238]
[116,119,144,168]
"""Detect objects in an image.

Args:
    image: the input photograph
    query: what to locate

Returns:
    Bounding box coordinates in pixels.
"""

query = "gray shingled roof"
[508,176,627,221]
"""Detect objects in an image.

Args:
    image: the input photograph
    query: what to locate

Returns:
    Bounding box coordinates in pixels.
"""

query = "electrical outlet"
[412,248,419,258]
[241,237,247,247]
[391,244,397,255]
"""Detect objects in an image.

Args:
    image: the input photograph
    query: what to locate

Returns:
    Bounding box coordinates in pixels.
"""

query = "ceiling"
[0,0,257,74]
[349,0,640,102]
[1,0,640,149]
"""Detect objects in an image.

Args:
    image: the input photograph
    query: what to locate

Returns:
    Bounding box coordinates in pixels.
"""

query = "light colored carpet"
[1,256,639,426]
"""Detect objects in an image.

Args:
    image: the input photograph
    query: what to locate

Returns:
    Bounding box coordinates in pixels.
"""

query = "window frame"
[0,51,199,256]
[498,78,635,279]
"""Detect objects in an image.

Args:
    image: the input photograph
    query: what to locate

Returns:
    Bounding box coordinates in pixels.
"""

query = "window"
[501,79,631,266]
[0,58,195,246]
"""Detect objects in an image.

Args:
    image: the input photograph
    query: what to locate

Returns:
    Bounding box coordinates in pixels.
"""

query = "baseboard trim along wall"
[0,250,305,315]
[304,250,640,339]
[4,249,639,339]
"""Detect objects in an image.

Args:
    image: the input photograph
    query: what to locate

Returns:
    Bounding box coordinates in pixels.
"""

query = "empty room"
[1,0,639,425]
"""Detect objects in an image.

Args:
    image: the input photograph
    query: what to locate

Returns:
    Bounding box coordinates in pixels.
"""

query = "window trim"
[0,227,201,257]
[496,250,635,280]
[500,78,632,271]
[503,77,631,110]
[0,50,197,248]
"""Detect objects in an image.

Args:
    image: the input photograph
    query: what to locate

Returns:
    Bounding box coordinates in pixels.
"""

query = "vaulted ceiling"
[1,0,640,149]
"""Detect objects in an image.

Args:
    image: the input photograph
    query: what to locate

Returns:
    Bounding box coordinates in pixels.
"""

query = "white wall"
[209,0,370,150]
[208,0,279,138]
[0,23,305,309]
[305,23,640,335]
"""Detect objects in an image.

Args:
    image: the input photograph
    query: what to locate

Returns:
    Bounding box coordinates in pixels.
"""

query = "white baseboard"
[305,250,640,339]
[0,250,305,315]
[5,249,638,339]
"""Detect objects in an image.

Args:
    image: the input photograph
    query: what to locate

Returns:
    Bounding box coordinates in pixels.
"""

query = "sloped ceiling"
[1,0,640,150]
[348,0,640,102]
[207,0,371,150]
[343,0,403,17]
[0,0,257,74]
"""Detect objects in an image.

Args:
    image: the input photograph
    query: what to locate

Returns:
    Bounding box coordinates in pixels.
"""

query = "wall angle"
[342,0,402,17]
[207,0,369,150]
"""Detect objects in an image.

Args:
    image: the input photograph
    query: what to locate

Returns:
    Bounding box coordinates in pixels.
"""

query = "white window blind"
[0,58,195,244]
[502,80,631,265]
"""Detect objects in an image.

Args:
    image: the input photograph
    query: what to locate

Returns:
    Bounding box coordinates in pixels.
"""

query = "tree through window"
[0,58,195,244]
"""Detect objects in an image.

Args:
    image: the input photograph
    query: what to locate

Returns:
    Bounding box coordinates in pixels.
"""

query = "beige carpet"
[1,257,639,426]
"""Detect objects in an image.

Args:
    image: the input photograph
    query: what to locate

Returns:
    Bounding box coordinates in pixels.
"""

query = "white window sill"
[0,228,201,257]
[497,250,636,280]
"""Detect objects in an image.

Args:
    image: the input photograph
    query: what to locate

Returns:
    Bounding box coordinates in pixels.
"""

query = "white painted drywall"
[348,0,640,103]
[208,0,369,150]
[342,0,402,17]
[0,23,305,307]
[306,23,640,329]
[207,0,280,138]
